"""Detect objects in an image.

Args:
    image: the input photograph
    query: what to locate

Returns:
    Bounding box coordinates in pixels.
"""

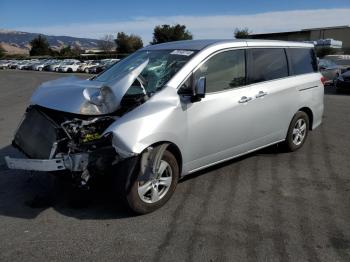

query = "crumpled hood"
[31,59,148,115]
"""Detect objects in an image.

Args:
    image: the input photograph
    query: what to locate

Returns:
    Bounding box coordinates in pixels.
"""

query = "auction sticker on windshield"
[170,50,194,56]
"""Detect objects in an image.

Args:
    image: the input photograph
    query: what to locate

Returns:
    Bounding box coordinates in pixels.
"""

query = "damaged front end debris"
[5,59,152,187]
[5,106,120,187]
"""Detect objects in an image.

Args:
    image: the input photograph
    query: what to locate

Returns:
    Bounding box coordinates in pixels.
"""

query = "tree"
[234,27,251,39]
[59,46,72,56]
[71,44,83,56]
[59,45,81,57]
[151,24,193,45]
[98,34,115,53]
[115,32,143,54]
[29,35,51,56]
[0,44,6,58]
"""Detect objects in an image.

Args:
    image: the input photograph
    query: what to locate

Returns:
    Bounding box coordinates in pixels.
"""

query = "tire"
[283,111,309,152]
[115,147,179,214]
[67,68,73,73]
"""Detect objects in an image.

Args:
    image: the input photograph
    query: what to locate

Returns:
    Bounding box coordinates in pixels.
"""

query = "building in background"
[250,26,350,53]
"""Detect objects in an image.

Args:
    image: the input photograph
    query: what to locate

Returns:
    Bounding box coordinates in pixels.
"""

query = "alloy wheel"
[137,160,173,204]
[292,118,307,146]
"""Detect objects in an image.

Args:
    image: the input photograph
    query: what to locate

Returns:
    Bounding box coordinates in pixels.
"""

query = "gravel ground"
[0,70,349,262]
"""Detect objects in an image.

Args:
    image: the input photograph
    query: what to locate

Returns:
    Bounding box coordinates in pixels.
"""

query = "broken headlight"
[61,116,116,145]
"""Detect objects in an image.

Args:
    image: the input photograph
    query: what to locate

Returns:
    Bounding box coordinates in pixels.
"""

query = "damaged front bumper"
[4,106,125,184]
[5,156,66,171]
[5,153,89,172]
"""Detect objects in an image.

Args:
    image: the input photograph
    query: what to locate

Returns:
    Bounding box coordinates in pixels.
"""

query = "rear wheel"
[283,111,309,152]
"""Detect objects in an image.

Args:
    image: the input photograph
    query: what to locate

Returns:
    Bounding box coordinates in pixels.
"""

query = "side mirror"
[193,76,207,99]
[178,74,206,101]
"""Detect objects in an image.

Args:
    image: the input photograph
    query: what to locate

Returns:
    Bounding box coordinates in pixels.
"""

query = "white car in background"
[0,60,10,69]
[33,60,51,71]
[16,60,30,70]
[78,60,100,73]
[57,61,81,72]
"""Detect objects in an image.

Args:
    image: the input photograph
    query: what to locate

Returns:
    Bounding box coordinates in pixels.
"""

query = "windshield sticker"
[170,50,194,56]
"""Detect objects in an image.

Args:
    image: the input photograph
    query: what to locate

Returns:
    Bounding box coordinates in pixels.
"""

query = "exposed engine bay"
[9,96,145,187]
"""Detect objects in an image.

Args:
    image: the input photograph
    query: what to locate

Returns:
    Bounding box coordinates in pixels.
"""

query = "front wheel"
[283,111,309,152]
[116,147,179,214]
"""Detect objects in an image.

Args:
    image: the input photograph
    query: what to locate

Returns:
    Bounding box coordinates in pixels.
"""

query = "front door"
[181,49,260,172]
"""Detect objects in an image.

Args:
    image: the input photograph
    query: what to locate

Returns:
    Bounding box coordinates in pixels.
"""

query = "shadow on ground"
[0,143,282,221]
[0,145,135,220]
[324,85,350,96]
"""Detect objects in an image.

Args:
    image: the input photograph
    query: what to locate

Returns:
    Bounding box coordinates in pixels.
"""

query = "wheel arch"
[140,141,183,177]
[298,107,313,130]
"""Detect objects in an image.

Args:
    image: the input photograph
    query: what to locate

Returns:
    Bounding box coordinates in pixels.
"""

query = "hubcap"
[292,119,307,146]
[137,160,172,204]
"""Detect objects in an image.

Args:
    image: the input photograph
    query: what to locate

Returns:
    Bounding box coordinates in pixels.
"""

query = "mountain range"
[0,29,104,55]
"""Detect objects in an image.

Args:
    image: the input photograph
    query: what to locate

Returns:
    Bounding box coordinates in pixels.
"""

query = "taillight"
[321,76,327,85]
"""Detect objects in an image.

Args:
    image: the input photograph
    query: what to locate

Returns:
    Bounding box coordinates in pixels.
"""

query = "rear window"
[287,48,318,75]
[248,48,288,84]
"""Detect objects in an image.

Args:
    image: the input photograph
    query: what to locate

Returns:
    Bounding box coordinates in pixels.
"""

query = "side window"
[248,48,288,84]
[194,49,246,93]
[287,48,318,75]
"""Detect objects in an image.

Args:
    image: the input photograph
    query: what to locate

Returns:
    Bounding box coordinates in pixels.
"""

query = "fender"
[103,86,186,158]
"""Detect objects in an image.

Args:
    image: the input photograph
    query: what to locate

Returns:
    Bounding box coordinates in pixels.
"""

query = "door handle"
[238,96,252,103]
[255,91,268,98]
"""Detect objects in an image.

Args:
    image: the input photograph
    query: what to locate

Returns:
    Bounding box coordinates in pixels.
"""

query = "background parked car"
[88,59,119,74]
[44,61,64,72]
[324,55,350,73]
[319,59,343,85]
[21,60,40,70]
[0,60,10,69]
[57,61,81,72]
[32,60,51,71]
[78,60,100,73]
[335,70,350,92]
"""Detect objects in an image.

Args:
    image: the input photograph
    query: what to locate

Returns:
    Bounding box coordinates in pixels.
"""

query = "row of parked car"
[319,57,350,92]
[0,58,120,74]
[0,56,349,91]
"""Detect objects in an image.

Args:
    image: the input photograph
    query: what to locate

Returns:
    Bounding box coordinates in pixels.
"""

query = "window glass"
[288,48,318,75]
[94,50,197,95]
[249,48,288,84]
[194,50,246,93]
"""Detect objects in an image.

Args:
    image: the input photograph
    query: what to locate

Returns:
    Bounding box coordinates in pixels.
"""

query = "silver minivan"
[5,40,324,213]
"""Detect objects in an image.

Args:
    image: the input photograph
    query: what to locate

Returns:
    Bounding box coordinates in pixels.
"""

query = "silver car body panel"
[27,40,323,176]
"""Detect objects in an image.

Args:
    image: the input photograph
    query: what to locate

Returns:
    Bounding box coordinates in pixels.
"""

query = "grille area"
[13,107,61,159]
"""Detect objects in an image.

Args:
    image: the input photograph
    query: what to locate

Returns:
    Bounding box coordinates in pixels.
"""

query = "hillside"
[0,29,104,55]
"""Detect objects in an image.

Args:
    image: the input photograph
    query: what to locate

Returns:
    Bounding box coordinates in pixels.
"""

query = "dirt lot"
[0,70,349,262]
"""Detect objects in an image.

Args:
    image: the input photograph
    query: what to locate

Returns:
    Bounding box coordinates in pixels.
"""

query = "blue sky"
[1,0,350,42]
